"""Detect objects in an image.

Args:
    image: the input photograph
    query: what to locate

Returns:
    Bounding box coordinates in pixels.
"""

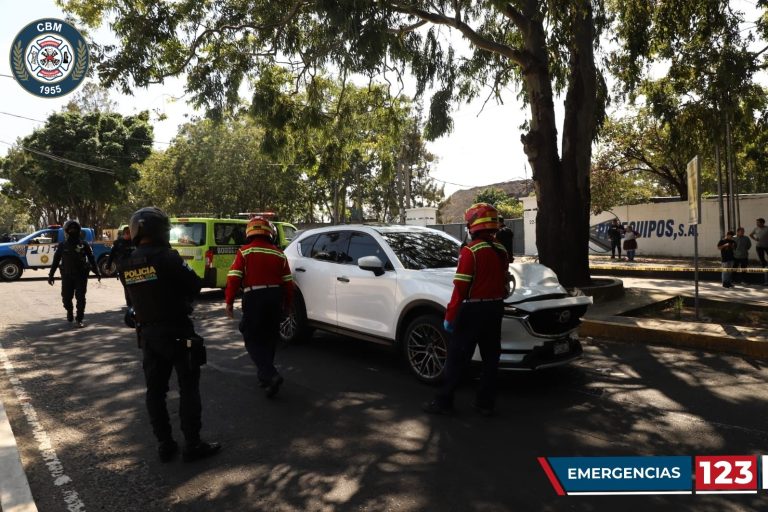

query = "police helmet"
[63,220,81,238]
[129,207,171,245]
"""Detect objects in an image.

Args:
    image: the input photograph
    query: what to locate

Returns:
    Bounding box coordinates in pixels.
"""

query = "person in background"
[48,220,101,327]
[749,218,768,285]
[107,226,134,306]
[732,227,751,284]
[623,224,639,262]
[717,230,737,289]
[607,218,624,260]
[495,216,515,262]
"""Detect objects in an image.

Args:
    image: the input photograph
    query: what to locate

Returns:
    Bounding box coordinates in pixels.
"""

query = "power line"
[0,111,172,145]
[0,140,116,175]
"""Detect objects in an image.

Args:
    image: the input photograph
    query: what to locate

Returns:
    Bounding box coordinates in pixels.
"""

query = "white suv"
[280,225,592,383]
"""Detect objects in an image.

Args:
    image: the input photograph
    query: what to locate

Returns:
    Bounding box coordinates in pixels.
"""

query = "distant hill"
[438,179,535,223]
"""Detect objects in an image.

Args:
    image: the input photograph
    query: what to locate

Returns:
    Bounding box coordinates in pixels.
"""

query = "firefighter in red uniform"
[225,217,294,397]
[423,203,509,416]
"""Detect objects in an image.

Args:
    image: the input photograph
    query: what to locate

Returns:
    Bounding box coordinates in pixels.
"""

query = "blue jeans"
[721,260,734,285]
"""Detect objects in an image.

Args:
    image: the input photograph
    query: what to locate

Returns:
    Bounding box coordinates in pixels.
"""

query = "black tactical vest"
[59,240,91,276]
[121,245,199,328]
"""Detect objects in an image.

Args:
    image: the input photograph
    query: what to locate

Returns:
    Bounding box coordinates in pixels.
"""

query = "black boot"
[158,439,178,463]
[182,441,221,463]
[265,375,284,398]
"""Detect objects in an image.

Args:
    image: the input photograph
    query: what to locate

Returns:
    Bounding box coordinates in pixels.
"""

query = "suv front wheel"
[402,314,448,384]
[280,292,313,344]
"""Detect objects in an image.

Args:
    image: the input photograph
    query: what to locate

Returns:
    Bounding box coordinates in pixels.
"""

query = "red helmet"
[246,216,274,239]
[464,203,500,234]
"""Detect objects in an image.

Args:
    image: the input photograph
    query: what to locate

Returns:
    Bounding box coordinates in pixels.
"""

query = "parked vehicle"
[280,224,592,384]
[0,226,113,282]
[169,217,247,288]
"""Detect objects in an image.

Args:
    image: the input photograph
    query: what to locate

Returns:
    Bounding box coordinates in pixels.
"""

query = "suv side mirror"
[358,255,385,276]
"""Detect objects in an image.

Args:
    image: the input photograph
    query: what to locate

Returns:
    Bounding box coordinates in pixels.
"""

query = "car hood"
[414,263,588,307]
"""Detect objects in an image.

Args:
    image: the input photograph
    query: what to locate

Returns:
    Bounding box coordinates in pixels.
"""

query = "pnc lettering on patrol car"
[124,266,158,284]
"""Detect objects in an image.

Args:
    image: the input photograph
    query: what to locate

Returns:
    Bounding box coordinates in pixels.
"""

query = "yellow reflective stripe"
[469,242,490,252]
[454,273,473,282]
[282,274,293,282]
[241,247,285,258]
[227,270,243,277]
[492,242,508,252]
[469,216,499,226]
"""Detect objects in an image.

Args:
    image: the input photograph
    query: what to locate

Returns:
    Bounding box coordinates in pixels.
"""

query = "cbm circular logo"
[10,19,89,98]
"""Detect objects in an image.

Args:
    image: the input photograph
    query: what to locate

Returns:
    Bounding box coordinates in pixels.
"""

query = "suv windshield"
[380,231,459,270]
[170,222,206,246]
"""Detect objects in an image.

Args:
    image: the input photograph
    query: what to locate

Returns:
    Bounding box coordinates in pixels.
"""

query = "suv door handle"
[336,276,350,283]
[295,267,306,272]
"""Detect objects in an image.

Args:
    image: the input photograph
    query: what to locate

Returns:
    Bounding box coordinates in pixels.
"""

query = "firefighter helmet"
[245,216,274,239]
[464,203,500,234]
[129,207,171,244]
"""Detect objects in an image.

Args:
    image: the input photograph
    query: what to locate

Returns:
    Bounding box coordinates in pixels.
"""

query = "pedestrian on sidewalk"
[225,216,293,398]
[608,218,624,259]
[717,230,737,288]
[749,218,768,284]
[733,227,751,284]
[623,224,639,261]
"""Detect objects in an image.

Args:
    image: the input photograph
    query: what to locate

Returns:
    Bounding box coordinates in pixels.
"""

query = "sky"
[1,0,533,198]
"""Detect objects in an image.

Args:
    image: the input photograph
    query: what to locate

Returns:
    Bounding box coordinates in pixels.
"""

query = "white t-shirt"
[750,225,768,248]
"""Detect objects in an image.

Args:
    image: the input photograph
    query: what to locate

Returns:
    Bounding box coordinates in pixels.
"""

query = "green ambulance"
[169,217,297,288]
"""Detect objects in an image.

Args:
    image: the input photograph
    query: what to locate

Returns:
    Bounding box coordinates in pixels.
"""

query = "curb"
[0,396,38,512]
[580,318,768,360]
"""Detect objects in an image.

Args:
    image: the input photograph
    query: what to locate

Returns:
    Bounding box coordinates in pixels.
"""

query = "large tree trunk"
[521,5,595,288]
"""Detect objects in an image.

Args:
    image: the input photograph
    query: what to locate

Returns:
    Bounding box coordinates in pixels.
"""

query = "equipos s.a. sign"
[10,18,89,98]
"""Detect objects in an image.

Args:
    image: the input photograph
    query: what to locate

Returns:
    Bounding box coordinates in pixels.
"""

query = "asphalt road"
[1,273,767,511]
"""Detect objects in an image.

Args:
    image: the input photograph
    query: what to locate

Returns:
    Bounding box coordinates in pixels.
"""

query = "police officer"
[122,207,220,463]
[423,203,509,416]
[48,220,101,328]
[495,215,515,262]
[225,216,293,398]
[106,226,134,306]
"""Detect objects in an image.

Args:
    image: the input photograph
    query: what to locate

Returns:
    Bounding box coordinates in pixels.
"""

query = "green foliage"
[0,110,152,231]
[474,187,523,219]
[0,193,32,234]
[132,77,441,224]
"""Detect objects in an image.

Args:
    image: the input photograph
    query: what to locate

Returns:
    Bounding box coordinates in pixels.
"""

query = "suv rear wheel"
[402,314,448,384]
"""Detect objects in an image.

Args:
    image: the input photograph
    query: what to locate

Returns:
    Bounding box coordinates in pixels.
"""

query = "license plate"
[553,340,570,355]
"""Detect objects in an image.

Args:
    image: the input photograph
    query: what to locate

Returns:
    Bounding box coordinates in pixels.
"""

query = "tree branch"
[390,3,529,68]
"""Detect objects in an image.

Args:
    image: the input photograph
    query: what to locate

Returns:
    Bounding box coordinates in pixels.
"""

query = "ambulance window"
[215,223,246,246]
[170,223,206,246]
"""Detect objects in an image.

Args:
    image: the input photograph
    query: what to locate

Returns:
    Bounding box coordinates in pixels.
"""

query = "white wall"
[405,207,437,227]
[522,194,768,258]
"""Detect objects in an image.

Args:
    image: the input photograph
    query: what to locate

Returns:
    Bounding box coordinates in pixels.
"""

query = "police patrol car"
[0,225,112,281]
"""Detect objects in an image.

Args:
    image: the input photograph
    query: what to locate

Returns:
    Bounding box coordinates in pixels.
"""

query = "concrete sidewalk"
[580,274,768,359]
